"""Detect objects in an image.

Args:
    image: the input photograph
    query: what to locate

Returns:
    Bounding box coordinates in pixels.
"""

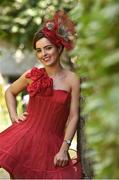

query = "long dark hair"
[33,31,44,50]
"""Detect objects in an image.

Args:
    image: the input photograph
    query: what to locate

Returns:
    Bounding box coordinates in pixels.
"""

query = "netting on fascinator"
[41,10,76,51]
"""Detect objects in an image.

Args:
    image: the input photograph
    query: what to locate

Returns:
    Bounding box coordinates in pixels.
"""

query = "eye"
[36,49,41,53]
[46,46,52,50]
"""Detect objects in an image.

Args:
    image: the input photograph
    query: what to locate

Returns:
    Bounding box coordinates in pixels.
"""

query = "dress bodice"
[25,67,71,137]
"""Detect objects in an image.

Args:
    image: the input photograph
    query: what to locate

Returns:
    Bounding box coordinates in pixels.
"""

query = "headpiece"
[41,10,76,51]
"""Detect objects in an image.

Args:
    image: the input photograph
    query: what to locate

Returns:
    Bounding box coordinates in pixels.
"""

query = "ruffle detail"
[25,67,53,97]
[0,149,82,179]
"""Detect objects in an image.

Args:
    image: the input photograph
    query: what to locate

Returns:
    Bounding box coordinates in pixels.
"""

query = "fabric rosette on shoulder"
[25,67,53,97]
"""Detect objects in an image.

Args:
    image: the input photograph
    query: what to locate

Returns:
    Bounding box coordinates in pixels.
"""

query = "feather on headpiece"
[41,10,76,51]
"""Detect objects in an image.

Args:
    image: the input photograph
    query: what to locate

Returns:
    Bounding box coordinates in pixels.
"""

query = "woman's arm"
[60,73,80,151]
[54,72,80,167]
[5,71,30,123]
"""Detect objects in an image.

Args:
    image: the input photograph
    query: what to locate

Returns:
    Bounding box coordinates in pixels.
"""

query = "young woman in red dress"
[0,10,83,179]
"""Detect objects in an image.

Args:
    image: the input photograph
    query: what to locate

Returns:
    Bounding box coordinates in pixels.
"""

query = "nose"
[41,49,47,57]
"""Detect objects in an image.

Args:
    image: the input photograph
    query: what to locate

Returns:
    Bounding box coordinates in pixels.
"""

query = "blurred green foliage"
[0,0,119,178]
[70,0,119,178]
[0,0,77,49]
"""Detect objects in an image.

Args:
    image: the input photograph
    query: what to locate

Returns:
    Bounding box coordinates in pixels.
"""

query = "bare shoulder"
[65,69,80,87]
[13,69,31,84]
[7,69,32,95]
[21,69,31,82]
[65,69,80,108]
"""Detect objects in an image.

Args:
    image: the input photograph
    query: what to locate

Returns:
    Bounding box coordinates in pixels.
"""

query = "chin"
[42,60,57,67]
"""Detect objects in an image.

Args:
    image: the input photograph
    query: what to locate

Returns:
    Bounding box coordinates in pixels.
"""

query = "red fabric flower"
[25,67,53,97]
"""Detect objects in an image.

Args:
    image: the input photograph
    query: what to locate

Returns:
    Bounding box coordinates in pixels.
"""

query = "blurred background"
[0,0,119,179]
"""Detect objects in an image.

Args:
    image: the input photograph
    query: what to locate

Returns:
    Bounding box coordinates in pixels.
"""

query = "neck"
[44,63,63,77]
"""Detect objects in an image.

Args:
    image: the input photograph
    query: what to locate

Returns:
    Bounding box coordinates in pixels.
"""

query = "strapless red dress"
[0,67,82,179]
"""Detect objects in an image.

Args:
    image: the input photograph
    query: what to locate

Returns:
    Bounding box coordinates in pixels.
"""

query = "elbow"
[5,87,9,97]
[5,86,16,99]
[5,87,10,101]
[5,86,11,96]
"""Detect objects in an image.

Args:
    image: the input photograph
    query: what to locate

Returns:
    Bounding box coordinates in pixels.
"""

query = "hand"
[54,150,69,167]
[12,111,29,123]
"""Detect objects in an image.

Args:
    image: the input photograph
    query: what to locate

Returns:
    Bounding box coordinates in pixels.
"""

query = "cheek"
[50,49,59,59]
[36,53,41,59]
[36,53,43,62]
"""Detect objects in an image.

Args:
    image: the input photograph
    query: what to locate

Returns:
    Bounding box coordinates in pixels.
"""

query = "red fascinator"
[42,10,76,51]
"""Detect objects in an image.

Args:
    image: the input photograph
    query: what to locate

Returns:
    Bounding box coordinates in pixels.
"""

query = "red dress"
[0,67,82,179]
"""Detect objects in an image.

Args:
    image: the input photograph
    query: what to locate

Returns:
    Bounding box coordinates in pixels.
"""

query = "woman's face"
[35,37,61,67]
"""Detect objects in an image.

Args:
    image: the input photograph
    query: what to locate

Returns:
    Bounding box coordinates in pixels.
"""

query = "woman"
[0,10,82,179]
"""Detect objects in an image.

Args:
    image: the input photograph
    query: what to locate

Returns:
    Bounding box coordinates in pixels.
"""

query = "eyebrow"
[36,45,52,50]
